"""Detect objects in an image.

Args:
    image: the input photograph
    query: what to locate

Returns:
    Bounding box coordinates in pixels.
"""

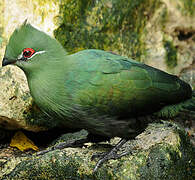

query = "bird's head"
[2,21,66,74]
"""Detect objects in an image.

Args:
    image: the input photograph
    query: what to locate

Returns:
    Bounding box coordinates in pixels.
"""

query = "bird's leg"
[36,133,110,156]
[36,137,89,156]
[92,139,129,173]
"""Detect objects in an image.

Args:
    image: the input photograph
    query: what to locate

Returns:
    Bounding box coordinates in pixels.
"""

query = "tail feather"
[155,90,195,118]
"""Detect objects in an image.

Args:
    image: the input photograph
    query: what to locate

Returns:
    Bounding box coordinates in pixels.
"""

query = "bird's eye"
[23,48,35,58]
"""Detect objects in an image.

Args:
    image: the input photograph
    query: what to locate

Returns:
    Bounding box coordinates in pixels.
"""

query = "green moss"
[135,123,194,179]
[164,40,177,69]
[180,0,194,16]
[139,144,193,179]
[54,0,161,61]
[6,153,85,179]
[31,0,59,23]
[1,122,194,179]
[160,8,168,30]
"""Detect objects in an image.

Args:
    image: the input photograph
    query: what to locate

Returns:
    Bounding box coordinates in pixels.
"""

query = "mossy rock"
[1,122,194,179]
[54,0,195,76]
[54,0,161,60]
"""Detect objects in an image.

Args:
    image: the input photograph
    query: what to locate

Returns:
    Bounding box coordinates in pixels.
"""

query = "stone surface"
[0,66,43,131]
[0,122,194,179]
[0,0,194,131]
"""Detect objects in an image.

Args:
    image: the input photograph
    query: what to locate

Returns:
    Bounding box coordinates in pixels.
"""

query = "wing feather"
[68,50,191,117]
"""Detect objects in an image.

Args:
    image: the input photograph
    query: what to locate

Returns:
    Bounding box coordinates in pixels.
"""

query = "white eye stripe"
[17,52,23,59]
[28,51,46,59]
[17,50,46,60]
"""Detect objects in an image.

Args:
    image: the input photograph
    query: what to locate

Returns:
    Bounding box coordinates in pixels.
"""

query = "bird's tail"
[155,90,195,119]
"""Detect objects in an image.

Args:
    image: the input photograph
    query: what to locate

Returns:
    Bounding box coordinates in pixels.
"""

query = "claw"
[93,139,128,173]
[35,136,130,173]
[91,152,107,160]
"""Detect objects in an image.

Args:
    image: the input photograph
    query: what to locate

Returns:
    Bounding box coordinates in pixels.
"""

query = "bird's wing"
[68,50,191,116]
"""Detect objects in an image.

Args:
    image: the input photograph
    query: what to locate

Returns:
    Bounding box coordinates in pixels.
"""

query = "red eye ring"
[23,48,35,58]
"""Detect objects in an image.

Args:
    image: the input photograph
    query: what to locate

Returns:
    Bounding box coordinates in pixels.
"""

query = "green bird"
[2,22,194,171]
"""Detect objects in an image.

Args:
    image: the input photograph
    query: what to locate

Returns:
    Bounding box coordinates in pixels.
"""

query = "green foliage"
[164,40,177,69]
[54,0,161,60]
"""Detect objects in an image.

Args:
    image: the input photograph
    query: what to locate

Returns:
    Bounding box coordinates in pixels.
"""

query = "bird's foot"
[36,138,89,156]
[92,139,129,173]
[36,133,108,156]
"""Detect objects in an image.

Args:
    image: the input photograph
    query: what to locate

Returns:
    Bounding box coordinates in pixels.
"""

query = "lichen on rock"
[0,123,194,179]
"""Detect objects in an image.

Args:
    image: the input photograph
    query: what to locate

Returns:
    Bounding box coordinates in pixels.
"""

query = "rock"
[0,66,46,132]
[0,122,194,179]
[0,0,194,131]
[179,62,195,89]
[54,0,195,75]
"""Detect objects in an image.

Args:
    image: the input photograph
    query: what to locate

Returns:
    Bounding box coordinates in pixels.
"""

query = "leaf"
[10,131,39,152]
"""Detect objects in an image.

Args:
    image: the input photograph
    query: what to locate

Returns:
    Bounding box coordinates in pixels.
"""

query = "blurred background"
[0,0,194,85]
